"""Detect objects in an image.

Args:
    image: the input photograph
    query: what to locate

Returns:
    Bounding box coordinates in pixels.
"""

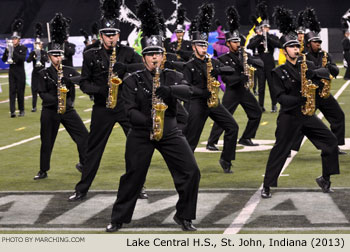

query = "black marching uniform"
[342,35,350,80]
[2,44,28,116]
[263,59,339,190]
[207,51,262,146]
[62,41,76,67]
[169,39,193,62]
[247,32,280,111]
[73,43,142,195]
[37,65,88,175]
[109,68,200,226]
[26,49,48,111]
[184,55,238,170]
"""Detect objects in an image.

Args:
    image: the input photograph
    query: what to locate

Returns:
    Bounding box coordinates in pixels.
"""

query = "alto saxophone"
[176,36,183,60]
[242,47,256,89]
[207,54,221,108]
[106,46,122,109]
[300,54,318,116]
[57,63,68,114]
[299,36,304,54]
[150,67,168,141]
[319,50,333,99]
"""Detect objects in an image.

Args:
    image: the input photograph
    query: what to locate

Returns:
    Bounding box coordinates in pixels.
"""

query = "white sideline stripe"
[224,80,350,235]
[0,119,91,151]
[0,95,31,104]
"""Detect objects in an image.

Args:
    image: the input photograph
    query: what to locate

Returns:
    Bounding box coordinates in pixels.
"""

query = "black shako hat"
[191,3,215,46]
[225,5,240,42]
[99,0,121,35]
[47,13,68,56]
[304,8,322,43]
[136,0,164,55]
[11,19,24,39]
[273,6,299,48]
[256,1,270,28]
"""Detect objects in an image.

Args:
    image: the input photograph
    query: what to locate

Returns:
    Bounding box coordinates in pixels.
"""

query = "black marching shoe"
[238,138,259,146]
[338,147,347,155]
[138,187,148,199]
[19,111,25,117]
[261,186,272,198]
[173,215,197,231]
[68,191,87,201]
[10,112,16,118]
[271,105,277,113]
[106,222,123,233]
[31,107,37,112]
[75,163,83,173]
[315,176,334,193]
[219,159,233,173]
[34,171,47,180]
[206,144,219,151]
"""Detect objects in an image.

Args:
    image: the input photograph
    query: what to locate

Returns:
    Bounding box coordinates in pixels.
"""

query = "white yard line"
[0,95,32,104]
[224,80,350,234]
[0,119,91,151]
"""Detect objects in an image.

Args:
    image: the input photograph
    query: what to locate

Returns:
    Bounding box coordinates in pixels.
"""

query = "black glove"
[145,117,153,128]
[113,62,127,76]
[99,85,109,97]
[202,89,211,99]
[155,86,172,99]
[306,69,315,80]
[240,74,249,84]
[164,61,174,69]
[210,68,221,78]
[299,96,307,106]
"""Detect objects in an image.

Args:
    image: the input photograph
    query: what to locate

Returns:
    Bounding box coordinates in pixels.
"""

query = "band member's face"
[192,44,208,58]
[49,54,62,66]
[284,45,300,61]
[143,53,163,71]
[345,31,350,38]
[227,41,240,52]
[263,26,270,33]
[12,38,20,46]
[176,32,184,40]
[101,33,120,49]
[310,41,321,53]
[256,29,262,35]
[298,33,304,42]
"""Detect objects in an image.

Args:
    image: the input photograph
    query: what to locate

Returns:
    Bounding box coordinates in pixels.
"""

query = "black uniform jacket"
[183,56,234,100]
[122,68,191,135]
[272,59,330,116]
[26,49,48,72]
[38,65,80,112]
[79,44,142,107]
[2,44,27,73]
[169,40,193,61]
[306,50,339,77]
[218,51,261,89]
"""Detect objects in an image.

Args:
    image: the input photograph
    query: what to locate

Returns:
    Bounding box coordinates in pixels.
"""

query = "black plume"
[91,22,98,35]
[341,18,349,30]
[250,15,260,27]
[273,6,296,35]
[304,7,321,33]
[157,8,166,36]
[11,19,24,33]
[80,29,89,40]
[136,0,161,37]
[100,0,120,19]
[197,3,215,34]
[297,10,305,27]
[189,16,198,34]
[176,7,186,25]
[256,1,268,20]
[50,13,68,44]
[35,22,44,38]
[226,5,240,33]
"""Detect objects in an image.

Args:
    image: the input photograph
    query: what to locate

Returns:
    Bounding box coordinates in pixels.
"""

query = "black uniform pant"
[292,94,346,151]
[75,104,130,193]
[40,108,88,172]
[31,72,40,109]
[185,100,238,162]
[208,87,262,145]
[263,112,339,187]
[344,52,350,79]
[9,71,25,113]
[257,66,277,109]
[111,128,200,224]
